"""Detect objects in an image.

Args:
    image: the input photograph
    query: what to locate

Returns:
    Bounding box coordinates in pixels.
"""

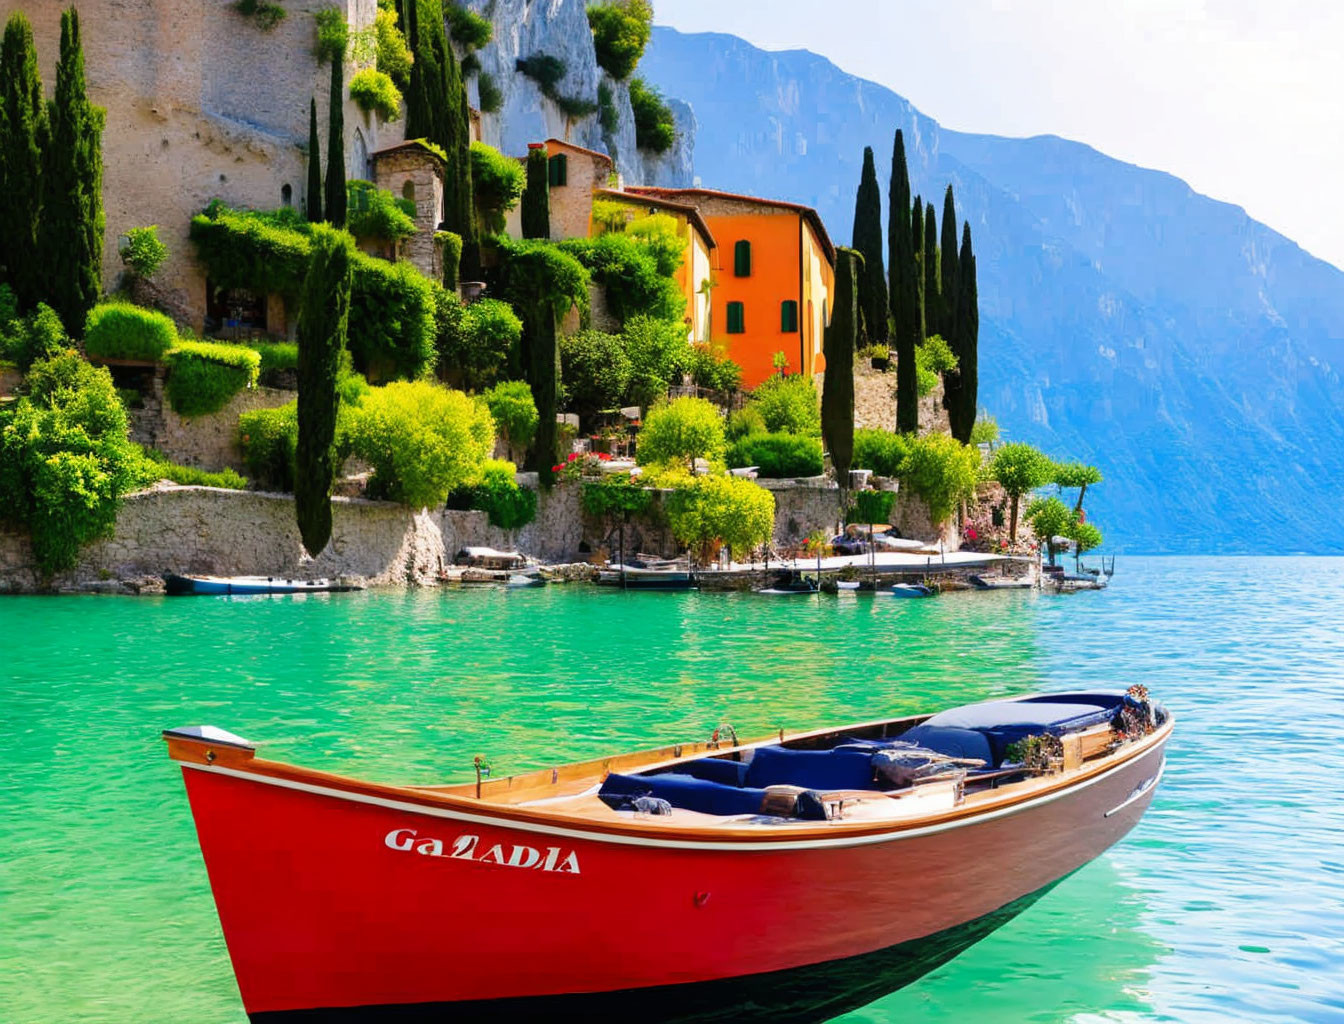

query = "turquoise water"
[3,557,1342,1022]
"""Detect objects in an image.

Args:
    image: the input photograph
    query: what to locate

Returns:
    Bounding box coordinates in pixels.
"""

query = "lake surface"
[3,557,1342,1023]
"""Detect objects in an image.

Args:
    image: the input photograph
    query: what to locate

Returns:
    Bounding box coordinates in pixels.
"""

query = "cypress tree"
[0,13,46,313]
[451,48,479,279]
[887,129,919,433]
[923,199,938,333]
[850,146,887,345]
[306,97,323,223]
[910,195,923,339]
[294,225,354,557]
[40,8,104,336]
[521,145,549,239]
[324,55,346,227]
[940,185,959,339]
[948,222,979,444]
[531,312,559,486]
[822,247,859,481]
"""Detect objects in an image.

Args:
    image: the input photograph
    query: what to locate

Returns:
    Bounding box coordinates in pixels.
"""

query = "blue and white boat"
[889,583,934,598]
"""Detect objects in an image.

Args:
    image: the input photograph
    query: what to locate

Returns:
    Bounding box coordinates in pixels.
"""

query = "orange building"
[626,187,836,388]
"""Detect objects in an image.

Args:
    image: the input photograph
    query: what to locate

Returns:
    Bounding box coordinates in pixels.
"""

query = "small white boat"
[970,574,1035,591]
[889,583,934,599]
[164,574,360,596]
[596,565,697,591]
[506,573,546,588]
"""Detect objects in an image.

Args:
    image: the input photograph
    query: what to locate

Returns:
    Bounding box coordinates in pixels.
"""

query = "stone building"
[0,0,393,330]
[371,141,448,282]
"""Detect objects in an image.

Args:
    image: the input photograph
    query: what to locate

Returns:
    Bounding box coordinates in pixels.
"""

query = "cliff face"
[462,0,692,185]
[641,26,1344,554]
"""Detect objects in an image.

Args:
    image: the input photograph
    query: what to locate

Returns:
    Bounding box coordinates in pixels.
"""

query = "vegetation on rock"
[164,340,261,417]
[629,77,675,153]
[587,0,652,81]
[83,302,177,362]
[121,226,168,279]
[350,68,403,121]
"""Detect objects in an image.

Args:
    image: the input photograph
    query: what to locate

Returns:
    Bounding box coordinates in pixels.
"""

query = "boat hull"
[164,574,357,596]
[177,734,1167,1021]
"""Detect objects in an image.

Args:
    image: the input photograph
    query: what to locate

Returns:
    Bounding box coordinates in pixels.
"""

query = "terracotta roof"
[624,186,835,263]
[542,138,614,167]
[593,188,717,250]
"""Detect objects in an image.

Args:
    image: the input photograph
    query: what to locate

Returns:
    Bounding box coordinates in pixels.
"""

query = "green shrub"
[636,396,725,469]
[726,405,766,441]
[751,374,820,436]
[559,232,683,325]
[189,206,311,297]
[458,458,536,528]
[561,328,631,419]
[238,402,298,490]
[666,474,774,563]
[3,304,70,371]
[852,428,912,477]
[847,488,896,525]
[232,0,286,29]
[250,340,299,375]
[477,71,502,113]
[905,433,980,523]
[625,213,684,277]
[437,231,463,290]
[491,235,592,326]
[726,432,824,478]
[138,448,248,490]
[375,3,413,89]
[587,0,652,81]
[1025,496,1076,563]
[0,284,18,331]
[313,7,349,62]
[969,415,999,446]
[622,314,690,408]
[447,3,492,48]
[470,142,526,234]
[629,77,675,153]
[581,473,652,520]
[915,334,958,397]
[347,256,437,380]
[438,297,521,391]
[83,302,178,362]
[345,381,494,507]
[164,340,261,417]
[346,179,416,240]
[121,226,169,279]
[687,345,742,392]
[483,380,537,462]
[0,353,140,575]
[349,68,402,121]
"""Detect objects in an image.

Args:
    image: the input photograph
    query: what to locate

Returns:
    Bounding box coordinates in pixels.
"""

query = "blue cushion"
[744,746,876,791]
[914,698,1117,765]
[600,773,767,816]
[654,757,749,787]
[894,725,994,765]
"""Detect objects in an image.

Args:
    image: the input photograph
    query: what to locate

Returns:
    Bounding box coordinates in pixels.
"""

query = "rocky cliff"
[642,27,1344,554]
[462,0,692,185]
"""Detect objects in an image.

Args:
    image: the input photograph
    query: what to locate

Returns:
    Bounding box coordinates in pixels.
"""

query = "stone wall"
[372,147,446,281]
[129,382,294,473]
[852,362,951,436]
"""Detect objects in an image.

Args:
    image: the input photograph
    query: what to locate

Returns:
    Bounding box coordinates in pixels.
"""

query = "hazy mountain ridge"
[642,27,1344,553]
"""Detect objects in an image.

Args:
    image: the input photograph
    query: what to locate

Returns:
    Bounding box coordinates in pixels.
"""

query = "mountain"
[641,27,1344,553]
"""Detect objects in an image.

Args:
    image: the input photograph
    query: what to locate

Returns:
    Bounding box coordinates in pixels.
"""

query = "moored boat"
[163,574,361,596]
[165,688,1171,1023]
[596,565,698,590]
[889,582,934,598]
[970,574,1036,591]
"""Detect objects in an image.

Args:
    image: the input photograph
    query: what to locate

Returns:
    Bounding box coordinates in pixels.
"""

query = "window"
[780,299,798,333]
[726,301,745,334]
[548,153,568,187]
[280,183,293,207]
[402,180,416,203]
[733,239,751,277]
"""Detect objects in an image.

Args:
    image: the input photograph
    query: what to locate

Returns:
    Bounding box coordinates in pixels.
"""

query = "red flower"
[567,452,580,462]
[551,464,564,473]
[597,452,611,461]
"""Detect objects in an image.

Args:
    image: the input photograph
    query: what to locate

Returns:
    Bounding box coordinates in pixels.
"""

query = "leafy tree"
[923,199,938,334]
[636,396,725,470]
[345,380,493,506]
[560,328,631,420]
[990,441,1053,543]
[849,146,887,346]
[666,474,775,564]
[939,185,959,340]
[587,0,652,81]
[0,13,46,313]
[294,224,354,556]
[121,226,168,279]
[483,380,537,464]
[437,296,520,391]
[904,432,980,524]
[822,246,858,479]
[1053,461,1103,515]
[622,314,690,409]
[946,221,979,442]
[560,232,682,325]
[3,303,68,371]
[306,97,323,222]
[324,52,347,227]
[887,129,919,432]
[521,145,549,239]
[40,8,105,336]
[1025,496,1075,565]
[751,374,820,436]
[346,180,416,240]
[1069,519,1103,570]
[969,414,999,446]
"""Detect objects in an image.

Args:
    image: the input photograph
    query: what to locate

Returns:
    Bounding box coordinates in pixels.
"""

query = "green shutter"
[781,300,798,333]
[548,153,568,187]
[727,301,745,334]
[733,240,751,277]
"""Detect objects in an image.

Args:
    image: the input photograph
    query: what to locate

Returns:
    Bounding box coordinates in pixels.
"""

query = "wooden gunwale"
[164,713,1172,846]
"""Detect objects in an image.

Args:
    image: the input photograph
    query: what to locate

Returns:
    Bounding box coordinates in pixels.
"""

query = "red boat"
[165,689,1172,1022]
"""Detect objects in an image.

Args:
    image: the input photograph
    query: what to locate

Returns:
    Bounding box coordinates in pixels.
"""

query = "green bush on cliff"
[751,374,820,436]
[250,340,299,376]
[238,402,298,491]
[587,0,652,81]
[446,458,536,528]
[1,302,69,371]
[0,352,141,575]
[83,302,177,362]
[726,432,824,479]
[164,340,261,417]
[137,448,247,490]
[349,68,403,122]
[852,428,912,478]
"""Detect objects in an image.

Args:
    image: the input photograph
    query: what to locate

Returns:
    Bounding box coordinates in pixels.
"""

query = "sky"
[655,0,1344,271]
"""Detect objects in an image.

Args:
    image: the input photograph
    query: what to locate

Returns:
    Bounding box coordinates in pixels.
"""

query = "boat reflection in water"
[165,690,1170,1023]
